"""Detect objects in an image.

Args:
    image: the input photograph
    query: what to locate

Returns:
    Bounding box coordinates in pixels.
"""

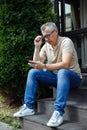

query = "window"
[56,0,87,70]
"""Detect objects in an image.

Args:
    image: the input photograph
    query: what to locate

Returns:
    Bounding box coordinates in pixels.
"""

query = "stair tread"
[20,113,87,130]
[67,100,87,109]
[82,73,87,76]
[38,98,87,110]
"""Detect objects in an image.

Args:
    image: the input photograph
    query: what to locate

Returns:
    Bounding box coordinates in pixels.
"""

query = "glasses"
[42,30,55,40]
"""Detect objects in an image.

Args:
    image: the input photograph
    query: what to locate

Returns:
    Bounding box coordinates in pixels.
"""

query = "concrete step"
[38,98,87,125]
[20,113,87,130]
[81,73,87,87]
[68,87,87,101]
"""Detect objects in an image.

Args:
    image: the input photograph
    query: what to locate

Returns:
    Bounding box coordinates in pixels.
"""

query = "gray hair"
[41,22,57,32]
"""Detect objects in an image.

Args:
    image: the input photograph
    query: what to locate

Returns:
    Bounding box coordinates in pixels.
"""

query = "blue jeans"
[24,68,82,115]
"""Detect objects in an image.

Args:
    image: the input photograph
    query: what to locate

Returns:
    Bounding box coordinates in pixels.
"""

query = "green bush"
[0,0,56,101]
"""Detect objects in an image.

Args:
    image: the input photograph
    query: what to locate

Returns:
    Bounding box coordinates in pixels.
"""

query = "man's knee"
[57,69,69,77]
[28,69,39,77]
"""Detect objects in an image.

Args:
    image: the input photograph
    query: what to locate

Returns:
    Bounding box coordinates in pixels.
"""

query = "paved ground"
[0,122,13,130]
[0,122,21,130]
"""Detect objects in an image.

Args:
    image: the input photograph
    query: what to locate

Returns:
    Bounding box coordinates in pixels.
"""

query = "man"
[14,22,82,127]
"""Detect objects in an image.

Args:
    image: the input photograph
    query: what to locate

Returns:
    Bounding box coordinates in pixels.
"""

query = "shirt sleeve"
[62,37,74,54]
[40,44,47,58]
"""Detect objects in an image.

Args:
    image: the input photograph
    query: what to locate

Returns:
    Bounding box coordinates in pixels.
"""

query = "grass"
[0,94,21,130]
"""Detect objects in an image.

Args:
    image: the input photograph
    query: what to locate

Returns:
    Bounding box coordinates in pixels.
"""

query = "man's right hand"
[34,35,43,47]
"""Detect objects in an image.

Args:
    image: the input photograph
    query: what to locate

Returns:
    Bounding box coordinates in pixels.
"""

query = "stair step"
[68,87,87,101]
[38,98,87,113]
[20,113,87,130]
[38,98,87,125]
[80,73,87,87]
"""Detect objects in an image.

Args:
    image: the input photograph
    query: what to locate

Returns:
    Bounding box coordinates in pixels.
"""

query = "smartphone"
[25,56,30,63]
[25,56,36,64]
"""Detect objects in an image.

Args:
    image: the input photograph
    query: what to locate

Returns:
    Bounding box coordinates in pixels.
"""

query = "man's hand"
[34,35,43,48]
[28,61,45,70]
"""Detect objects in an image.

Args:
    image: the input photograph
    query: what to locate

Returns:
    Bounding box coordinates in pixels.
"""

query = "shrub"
[0,0,56,102]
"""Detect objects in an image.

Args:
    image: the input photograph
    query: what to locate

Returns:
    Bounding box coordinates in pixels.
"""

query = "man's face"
[42,26,58,46]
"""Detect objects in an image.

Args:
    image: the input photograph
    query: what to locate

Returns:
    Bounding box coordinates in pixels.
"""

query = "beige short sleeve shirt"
[40,36,82,78]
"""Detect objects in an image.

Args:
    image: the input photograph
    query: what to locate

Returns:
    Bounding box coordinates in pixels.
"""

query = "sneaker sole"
[47,119,63,127]
[13,112,35,117]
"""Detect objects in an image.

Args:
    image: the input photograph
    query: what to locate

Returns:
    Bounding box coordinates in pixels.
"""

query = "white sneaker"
[13,104,35,117]
[47,111,63,127]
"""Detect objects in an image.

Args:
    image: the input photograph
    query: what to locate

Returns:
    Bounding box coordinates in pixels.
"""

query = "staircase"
[20,73,87,130]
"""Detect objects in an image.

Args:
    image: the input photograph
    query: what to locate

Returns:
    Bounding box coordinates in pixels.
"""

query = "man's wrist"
[34,42,42,48]
[43,64,47,71]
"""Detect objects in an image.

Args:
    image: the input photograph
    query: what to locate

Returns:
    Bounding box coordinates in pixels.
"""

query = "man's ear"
[55,29,58,35]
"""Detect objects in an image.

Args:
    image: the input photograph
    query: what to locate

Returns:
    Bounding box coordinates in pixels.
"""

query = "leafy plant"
[0,0,56,101]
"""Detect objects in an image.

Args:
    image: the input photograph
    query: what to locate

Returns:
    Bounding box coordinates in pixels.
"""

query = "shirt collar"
[49,36,61,50]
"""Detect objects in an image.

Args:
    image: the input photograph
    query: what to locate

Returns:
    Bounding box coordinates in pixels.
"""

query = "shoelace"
[51,111,59,121]
[19,104,27,114]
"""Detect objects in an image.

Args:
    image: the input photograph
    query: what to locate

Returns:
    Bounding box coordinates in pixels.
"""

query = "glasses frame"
[42,30,55,40]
